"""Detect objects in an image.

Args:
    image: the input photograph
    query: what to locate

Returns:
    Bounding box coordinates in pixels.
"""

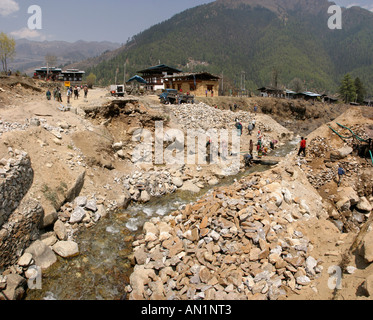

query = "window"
[189,84,196,91]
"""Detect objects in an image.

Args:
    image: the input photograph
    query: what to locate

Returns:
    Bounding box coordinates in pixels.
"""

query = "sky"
[0,0,372,43]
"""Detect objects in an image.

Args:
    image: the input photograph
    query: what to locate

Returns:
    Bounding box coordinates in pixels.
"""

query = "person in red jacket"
[298,137,307,157]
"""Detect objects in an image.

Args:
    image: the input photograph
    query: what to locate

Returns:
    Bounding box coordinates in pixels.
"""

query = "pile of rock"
[127,167,325,300]
[121,165,224,203]
[172,102,263,132]
[122,170,179,202]
[56,195,106,232]
[326,185,373,232]
[307,137,333,160]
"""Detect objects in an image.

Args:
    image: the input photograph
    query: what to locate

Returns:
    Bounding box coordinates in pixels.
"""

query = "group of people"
[46,85,89,104]
[46,87,63,102]
[205,89,214,97]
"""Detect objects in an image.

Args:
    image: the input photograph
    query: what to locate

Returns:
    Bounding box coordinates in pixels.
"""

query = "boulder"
[330,146,353,161]
[25,240,57,270]
[359,229,373,263]
[116,190,131,209]
[69,207,86,224]
[85,199,98,212]
[140,190,151,203]
[180,181,201,193]
[41,209,58,229]
[74,196,87,207]
[0,274,26,300]
[336,187,359,206]
[356,197,372,213]
[172,177,184,188]
[65,170,86,203]
[54,220,67,240]
[18,253,33,267]
[52,241,79,258]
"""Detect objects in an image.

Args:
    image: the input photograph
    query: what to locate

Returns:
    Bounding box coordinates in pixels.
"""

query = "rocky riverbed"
[1,78,372,301]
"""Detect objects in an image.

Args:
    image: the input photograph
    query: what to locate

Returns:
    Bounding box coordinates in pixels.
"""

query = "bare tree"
[0,32,16,73]
[289,77,304,93]
[45,54,57,67]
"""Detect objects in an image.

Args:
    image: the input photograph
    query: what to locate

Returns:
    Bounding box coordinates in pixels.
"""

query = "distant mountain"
[10,39,121,75]
[81,0,373,95]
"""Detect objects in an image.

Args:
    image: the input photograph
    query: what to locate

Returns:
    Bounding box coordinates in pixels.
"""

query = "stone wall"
[0,150,38,270]
[0,149,34,227]
[0,199,43,270]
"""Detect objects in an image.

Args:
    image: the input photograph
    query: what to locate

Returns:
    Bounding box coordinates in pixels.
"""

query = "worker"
[244,153,253,167]
[235,121,243,136]
[249,139,254,156]
[46,89,51,100]
[248,122,254,135]
[337,164,345,187]
[298,137,307,157]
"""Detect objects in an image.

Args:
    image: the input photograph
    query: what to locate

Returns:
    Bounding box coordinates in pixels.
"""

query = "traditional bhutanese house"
[163,72,220,97]
[322,94,339,104]
[285,89,297,99]
[137,64,182,91]
[34,67,62,81]
[294,91,322,101]
[60,69,85,86]
[257,87,285,98]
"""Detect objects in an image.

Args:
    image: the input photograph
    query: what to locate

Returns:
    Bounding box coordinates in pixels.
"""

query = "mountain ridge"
[10,39,121,75]
[81,0,373,95]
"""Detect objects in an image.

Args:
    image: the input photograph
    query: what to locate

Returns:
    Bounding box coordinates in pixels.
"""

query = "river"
[25,139,298,300]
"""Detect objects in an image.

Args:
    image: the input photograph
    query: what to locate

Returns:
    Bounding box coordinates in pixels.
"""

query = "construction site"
[0,75,372,300]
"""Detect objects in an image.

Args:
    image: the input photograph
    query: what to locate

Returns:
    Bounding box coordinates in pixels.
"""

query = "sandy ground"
[1,76,373,300]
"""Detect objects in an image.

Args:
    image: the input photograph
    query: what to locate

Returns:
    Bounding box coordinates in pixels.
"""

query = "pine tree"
[339,74,356,104]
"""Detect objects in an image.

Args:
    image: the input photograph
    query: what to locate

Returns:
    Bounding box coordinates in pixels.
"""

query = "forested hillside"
[84,0,373,96]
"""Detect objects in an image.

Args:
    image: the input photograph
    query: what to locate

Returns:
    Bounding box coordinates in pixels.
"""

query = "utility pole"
[124,63,126,85]
[115,67,119,85]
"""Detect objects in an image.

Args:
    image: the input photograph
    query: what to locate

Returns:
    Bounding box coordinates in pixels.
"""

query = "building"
[34,67,85,85]
[137,64,182,91]
[33,67,62,81]
[163,72,220,97]
[322,95,339,104]
[257,87,285,98]
[60,69,85,86]
[296,91,322,101]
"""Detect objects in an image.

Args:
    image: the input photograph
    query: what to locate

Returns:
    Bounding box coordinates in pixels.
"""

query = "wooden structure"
[138,64,182,91]
[322,95,338,104]
[34,67,62,81]
[34,67,85,85]
[163,72,220,97]
[257,86,285,98]
[60,69,85,86]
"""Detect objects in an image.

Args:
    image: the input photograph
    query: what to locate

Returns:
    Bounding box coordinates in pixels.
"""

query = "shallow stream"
[25,140,298,300]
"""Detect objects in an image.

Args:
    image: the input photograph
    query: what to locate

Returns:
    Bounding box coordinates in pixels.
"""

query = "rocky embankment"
[126,108,373,301]
[127,161,327,300]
